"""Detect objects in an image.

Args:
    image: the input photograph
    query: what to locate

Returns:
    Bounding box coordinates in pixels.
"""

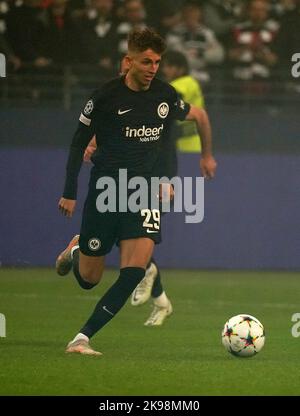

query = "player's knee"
[79,266,103,285]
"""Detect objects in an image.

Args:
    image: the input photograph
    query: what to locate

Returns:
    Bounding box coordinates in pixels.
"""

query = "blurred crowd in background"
[0,0,299,106]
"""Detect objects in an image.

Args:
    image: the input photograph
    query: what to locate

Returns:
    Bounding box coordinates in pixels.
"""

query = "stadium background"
[1,0,300,398]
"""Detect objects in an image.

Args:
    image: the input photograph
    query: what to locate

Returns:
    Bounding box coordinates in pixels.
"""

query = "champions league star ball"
[222,314,265,357]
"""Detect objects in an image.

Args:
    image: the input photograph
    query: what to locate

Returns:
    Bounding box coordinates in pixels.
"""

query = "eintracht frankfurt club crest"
[88,238,101,251]
[157,102,169,119]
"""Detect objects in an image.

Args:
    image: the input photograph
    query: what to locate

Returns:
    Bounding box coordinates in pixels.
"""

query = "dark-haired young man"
[56,28,217,356]
[83,56,174,327]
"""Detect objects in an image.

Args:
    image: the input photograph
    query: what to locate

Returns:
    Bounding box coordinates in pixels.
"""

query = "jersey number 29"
[141,209,160,231]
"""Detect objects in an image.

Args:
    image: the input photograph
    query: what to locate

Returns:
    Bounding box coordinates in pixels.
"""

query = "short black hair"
[162,51,190,75]
[128,28,166,55]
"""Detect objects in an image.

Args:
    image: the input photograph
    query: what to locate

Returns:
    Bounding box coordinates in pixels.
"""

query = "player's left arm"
[185,105,217,179]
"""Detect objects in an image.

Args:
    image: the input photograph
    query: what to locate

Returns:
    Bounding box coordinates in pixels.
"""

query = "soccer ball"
[222,314,265,357]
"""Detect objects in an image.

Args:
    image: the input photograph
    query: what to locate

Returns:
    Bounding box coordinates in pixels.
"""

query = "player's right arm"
[185,105,217,179]
[58,96,98,217]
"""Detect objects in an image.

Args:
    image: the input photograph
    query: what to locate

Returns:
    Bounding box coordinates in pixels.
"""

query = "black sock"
[80,267,145,338]
[72,248,97,290]
[150,258,163,298]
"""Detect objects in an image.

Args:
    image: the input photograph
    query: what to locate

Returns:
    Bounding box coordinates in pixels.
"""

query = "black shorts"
[79,179,162,256]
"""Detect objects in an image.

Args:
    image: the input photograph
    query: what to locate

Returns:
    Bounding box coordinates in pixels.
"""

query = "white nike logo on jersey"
[118,109,132,115]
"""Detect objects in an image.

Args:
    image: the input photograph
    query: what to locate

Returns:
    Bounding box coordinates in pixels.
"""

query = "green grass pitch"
[0,268,300,396]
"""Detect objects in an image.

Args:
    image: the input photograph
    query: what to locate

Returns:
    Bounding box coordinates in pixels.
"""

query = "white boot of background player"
[131,262,158,306]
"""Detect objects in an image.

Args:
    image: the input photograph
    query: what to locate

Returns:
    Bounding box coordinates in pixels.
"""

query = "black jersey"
[63,76,190,199]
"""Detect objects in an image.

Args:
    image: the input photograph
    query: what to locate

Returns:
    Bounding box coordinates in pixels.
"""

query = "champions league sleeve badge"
[83,100,94,116]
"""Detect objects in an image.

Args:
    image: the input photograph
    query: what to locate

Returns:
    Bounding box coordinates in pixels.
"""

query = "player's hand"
[159,183,174,202]
[83,144,96,162]
[58,198,76,218]
[84,137,97,162]
[200,155,217,179]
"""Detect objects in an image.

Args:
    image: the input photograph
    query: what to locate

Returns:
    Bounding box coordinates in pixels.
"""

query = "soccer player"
[85,52,205,326]
[83,57,173,327]
[56,28,217,356]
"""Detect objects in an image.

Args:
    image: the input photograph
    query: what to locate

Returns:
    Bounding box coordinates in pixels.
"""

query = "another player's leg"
[67,238,153,356]
[130,257,173,326]
[130,258,158,306]
[144,261,173,326]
